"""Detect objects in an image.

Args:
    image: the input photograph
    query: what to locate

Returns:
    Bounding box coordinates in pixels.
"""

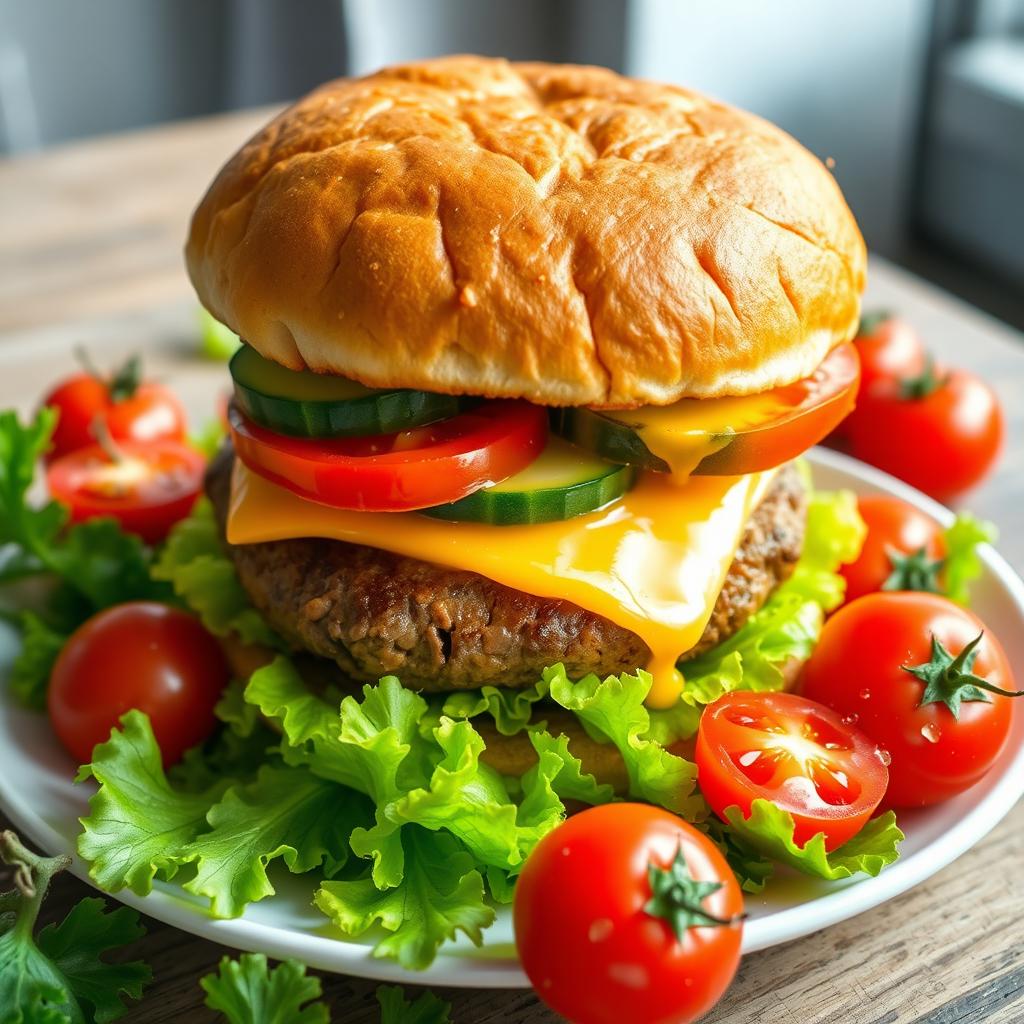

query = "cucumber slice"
[230,344,464,438]
[550,406,671,473]
[422,438,635,525]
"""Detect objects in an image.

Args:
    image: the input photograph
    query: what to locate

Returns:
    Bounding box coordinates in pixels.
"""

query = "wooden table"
[2,109,1023,1024]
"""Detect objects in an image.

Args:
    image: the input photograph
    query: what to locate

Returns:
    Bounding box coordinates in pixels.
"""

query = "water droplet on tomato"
[877,747,892,766]
[840,713,859,726]
[859,688,872,700]
[921,722,941,744]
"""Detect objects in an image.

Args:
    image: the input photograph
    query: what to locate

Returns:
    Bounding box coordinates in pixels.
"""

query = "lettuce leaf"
[545,664,702,818]
[722,800,904,880]
[77,711,231,895]
[377,985,452,1024]
[200,954,328,1024]
[315,827,493,972]
[441,677,549,736]
[184,765,370,917]
[943,512,997,605]
[152,500,280,649]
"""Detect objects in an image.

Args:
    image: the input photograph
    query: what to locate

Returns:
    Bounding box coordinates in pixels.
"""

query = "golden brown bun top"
[187,56,866,407]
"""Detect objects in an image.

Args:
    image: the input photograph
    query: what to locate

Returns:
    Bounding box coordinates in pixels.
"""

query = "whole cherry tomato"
[853,313,927,391]
[48,602,229,766]
[41,353,187,462]
[47,440,205,544]
[841,495,946,603]
[514,803,742,1024]
[696,691,888,851]
[800,592,1019,807]
[844,363,1003,503]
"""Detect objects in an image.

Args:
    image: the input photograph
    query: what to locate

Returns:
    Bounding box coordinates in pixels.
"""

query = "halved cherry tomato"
[841,495,946,603]
[801,592,1019,808]
[696,691,889,851]
[41,355,187,463]
[692,342,861,475]
[514,804,743,1024]
[229,400,548,512]
[48,602,228,766]
[47,440,205,543]
[844,363,1003,503]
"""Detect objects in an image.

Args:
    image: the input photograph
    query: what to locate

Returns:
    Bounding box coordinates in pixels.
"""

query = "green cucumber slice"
[549,406,671,474]
[230,344,464,437]
[421,437,635,525]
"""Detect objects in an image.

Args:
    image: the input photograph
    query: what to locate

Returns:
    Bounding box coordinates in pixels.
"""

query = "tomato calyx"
[644,846,743,941]
[904,631,1024,719]
[898,356,946,401]
[857,310,893,337]
[75,346,142,403]
[882,544,944,594]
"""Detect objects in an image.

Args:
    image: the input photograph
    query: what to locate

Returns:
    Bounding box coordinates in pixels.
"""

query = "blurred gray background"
[1,0,1022,328]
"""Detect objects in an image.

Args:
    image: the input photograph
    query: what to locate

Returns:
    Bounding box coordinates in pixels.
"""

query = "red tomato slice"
[228,400,548,512]
[47,440,205,544]
[696,691,889,851]
[694,342,861,475]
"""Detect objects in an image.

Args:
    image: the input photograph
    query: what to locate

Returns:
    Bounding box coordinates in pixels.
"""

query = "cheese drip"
[599,389,799,480]
[227,462,777,708]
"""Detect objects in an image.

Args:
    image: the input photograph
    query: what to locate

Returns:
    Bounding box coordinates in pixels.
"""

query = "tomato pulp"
[696,691,889,850]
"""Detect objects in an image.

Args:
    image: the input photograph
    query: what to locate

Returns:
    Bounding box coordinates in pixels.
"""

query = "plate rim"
[2,445,1024,988]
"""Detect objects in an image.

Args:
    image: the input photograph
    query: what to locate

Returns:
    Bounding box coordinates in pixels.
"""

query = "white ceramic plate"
[1,446,1023,988]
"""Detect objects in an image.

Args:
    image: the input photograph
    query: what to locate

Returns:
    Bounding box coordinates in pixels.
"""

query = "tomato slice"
[696,691,889,851]
[554,343,860,478]
[693,342,861,474]
[228,400,548,512]
[47,440,205,544]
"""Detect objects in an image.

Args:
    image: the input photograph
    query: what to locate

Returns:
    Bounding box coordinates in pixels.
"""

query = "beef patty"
[206,448,806,691]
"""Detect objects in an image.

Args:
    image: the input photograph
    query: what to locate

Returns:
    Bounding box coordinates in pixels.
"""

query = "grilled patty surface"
[207,448,806,691]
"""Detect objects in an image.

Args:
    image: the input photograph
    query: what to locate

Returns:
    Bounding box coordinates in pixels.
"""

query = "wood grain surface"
[1,110,1023,1024]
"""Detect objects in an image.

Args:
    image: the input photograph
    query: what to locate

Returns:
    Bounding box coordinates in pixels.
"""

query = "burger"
[183,56,865,792]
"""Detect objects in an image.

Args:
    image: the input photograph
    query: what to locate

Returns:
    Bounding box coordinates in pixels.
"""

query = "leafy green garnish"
[942,512,996,605]
[376,984,451,1024]
[200,954,327,1024]
[0,410,171,707]
[8,612,66,711]
[0,830,150,1023]
[545,664,701,818]
[441,677,550,735]
[184,765,368,917]
[316,827,493,971]
[153,500,279,648]
[723,800,904,880]
[77,711,230,896]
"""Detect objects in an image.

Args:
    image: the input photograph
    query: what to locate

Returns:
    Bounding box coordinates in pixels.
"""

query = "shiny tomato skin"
[855,316,927,390]
[42,373,187,462]
[800,592,1014,807]
[844,368,1003,503]
[514,804,742,1024]
[48,602,229,766]
[696,691,888,851]
[46,440,205,544]
[841,495,945,603]
[229,400,548,512]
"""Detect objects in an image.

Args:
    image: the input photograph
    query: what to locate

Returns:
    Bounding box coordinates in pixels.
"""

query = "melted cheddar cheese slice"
[227,462,777,707]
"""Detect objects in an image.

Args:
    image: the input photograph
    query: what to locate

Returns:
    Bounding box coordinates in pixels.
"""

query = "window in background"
[910,0,1024,328]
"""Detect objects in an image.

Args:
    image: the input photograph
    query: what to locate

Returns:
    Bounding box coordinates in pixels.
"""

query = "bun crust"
[187,56,866,407]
